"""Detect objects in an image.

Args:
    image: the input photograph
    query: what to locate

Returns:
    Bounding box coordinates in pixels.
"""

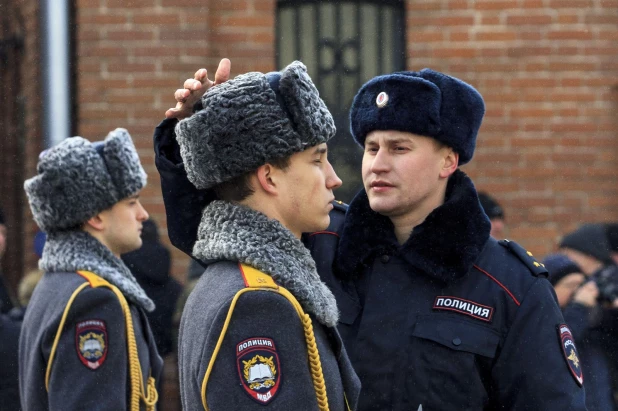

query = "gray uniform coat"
[178,201,360,411]
[19,231,163,411]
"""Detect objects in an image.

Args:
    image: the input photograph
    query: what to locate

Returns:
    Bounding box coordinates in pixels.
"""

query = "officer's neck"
[388,188,447,245]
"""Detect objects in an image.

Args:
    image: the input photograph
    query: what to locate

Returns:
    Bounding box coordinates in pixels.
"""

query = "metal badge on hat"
[376,91,389,108]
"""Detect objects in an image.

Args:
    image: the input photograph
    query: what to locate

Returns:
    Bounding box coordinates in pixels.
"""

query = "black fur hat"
[176,61,335,190]
[350,68,485,165]
[24,129,147,233]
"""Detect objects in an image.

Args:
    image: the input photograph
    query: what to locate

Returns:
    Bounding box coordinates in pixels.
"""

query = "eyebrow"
[128,194,140,200]
[366,137,413,145]
[313,147,327,155]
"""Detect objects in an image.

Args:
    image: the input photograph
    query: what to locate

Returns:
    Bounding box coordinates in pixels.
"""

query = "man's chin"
[368,199,396,216]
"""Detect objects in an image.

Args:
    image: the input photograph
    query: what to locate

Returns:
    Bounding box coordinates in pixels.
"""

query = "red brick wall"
[406,0,618,256]
[75,0,276,281]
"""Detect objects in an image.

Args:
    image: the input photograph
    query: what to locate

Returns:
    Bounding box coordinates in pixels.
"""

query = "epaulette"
[499,239,548,277]
[332,200,348,213]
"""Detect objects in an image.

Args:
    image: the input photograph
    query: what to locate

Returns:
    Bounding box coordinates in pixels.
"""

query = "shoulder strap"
[201,263,340,411]
[498,240,549,277]
[46,271,158,411]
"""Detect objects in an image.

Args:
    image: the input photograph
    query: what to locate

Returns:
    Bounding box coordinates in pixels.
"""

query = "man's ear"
[84,213,105,232]
[255,164,279,196]
[440,149,459,179]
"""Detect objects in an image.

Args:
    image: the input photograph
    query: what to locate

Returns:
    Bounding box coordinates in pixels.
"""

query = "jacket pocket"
[398,315,501,410]
[411,315,500,358]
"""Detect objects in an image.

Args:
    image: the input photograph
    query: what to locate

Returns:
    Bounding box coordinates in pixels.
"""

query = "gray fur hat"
[175,61,335,190]
[24,128,147,233]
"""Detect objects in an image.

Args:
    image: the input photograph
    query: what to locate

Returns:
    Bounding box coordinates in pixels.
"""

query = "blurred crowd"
[2,193,618,410]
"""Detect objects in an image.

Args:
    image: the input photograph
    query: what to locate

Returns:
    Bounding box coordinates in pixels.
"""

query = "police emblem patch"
[75,320,108,370]
[237,337,281,405]
[557,324,583,386]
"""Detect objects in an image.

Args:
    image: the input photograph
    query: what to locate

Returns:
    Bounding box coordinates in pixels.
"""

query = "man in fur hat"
[157,63,586,409]
[172,61,360,411]
[20,129,162,410]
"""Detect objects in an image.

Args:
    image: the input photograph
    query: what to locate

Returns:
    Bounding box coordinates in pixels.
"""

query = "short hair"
[213,155,292,203]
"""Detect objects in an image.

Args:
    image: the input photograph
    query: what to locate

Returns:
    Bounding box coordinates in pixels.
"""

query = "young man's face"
[362,130,453,219]
[554,272,585,308]
[276,143,342,237]
[99,194,149,257]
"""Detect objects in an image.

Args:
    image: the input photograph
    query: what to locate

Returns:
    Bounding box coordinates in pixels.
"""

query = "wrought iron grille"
[277,0,406,202]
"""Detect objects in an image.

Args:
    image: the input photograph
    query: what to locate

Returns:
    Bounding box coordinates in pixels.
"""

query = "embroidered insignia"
[237,338,281,404]
[376,91,389,108]
[433,296,494,322]
[558,324,583,386]
[75,320,108,370]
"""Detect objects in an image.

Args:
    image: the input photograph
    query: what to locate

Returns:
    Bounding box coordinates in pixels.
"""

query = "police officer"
[156,64,587,409]
[174,61,360,411]
[20,129,162,410]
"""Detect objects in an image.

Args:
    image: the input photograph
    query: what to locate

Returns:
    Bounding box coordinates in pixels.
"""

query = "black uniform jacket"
[154,118,587,411]
[334,173,586,410]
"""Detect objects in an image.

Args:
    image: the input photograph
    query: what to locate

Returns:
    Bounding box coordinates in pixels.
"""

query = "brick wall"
[406,0,618,255]
[75,0,277,282]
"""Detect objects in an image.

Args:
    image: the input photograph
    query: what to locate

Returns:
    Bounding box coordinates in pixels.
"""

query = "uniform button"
[452,338,461,346]
[380,255,390,263]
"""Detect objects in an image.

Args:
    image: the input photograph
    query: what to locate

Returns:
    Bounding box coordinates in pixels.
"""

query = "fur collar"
[337,169,490,283]
[40,230,155,312]
[192,200,339,327]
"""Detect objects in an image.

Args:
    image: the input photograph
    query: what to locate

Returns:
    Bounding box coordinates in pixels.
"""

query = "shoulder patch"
[557,324,583,387]
[332,200,348,213]
[237,337,281,405]
[498,240,548,277]
[75,319,108,370]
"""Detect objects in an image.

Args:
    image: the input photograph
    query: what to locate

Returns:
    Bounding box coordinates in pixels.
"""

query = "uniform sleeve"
[45,286,128,410]
[153,118,215,258]
[490,278,587,410]
[203,290,323,410]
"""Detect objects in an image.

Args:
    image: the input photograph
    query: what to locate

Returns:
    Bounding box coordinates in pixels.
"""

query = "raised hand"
[165,58,231,120]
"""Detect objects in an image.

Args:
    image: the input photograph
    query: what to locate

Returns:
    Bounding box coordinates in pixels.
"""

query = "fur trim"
[192,201,339,327]
[175,61,335,190]
[40,230,155,312]
[350,69,484,165]
[24,129,146,233]
[337,170,491,283]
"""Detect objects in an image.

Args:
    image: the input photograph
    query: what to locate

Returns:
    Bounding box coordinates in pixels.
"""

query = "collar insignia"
[237,337,281,404]
[558,324,583,386]
[75,319,108,370]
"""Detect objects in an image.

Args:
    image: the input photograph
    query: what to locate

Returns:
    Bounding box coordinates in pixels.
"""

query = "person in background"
[0,309,21,411]
[544,254,589,308]
[543,252,616,410]
[477,191,506,239]
[0,207,15,314]
[559,223,613,276]
[607,223,618,266]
